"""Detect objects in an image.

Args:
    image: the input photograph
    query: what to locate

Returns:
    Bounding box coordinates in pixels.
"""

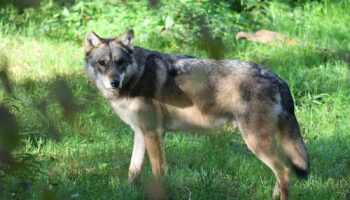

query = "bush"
[0,0,270,52]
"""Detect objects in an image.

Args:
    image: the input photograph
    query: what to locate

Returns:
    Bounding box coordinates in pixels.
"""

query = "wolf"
[84,29,309,200]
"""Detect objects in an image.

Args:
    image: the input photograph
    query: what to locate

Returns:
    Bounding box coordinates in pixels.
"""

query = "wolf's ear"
[118,29,134,50]
[85,31,102,52]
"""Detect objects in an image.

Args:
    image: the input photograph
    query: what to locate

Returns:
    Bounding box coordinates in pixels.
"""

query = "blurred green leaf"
[165,15,174,29]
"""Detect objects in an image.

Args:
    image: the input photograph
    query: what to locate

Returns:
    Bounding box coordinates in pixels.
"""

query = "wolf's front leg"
[144,132,166,178]
[128,130,146,184]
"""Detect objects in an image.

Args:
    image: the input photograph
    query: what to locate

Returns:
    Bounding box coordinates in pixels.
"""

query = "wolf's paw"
[128,171,142,186]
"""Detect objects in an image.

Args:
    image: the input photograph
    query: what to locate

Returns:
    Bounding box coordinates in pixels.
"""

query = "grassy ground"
[1,1,350,199]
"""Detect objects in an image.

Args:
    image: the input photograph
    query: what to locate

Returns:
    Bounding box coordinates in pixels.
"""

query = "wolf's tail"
[278,82,310,179]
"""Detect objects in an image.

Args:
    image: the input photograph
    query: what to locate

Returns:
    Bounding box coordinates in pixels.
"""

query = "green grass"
[1,1,350,199]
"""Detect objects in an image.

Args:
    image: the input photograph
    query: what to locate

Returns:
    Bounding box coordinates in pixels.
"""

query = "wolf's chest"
[111,99,141,130]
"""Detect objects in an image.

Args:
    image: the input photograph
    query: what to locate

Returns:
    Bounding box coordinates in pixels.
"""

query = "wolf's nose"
[110,78,120,88]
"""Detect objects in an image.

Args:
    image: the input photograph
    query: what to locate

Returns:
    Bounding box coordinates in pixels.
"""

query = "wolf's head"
[84,29,139,91]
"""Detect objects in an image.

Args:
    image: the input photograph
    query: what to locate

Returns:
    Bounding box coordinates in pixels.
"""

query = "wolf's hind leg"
[238,119,290,200]
[129,130,146,184]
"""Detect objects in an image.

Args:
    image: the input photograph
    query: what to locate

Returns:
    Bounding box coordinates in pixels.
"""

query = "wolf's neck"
[133,46,159,64]
[118,47,160,98]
